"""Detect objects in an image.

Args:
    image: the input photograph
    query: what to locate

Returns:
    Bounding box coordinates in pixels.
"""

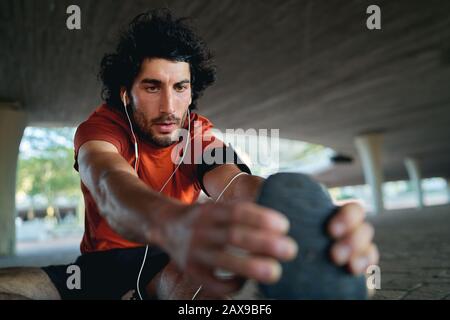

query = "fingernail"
[353,256,368,273]
[334,244,351,265]
[277,239,298,258]
[333,222,346,237]
[273,216,289,232]
[261,262,281,282]
[270,263,282,281]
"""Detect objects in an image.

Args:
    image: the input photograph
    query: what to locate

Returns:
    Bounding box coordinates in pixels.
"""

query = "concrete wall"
[0,103,27,256]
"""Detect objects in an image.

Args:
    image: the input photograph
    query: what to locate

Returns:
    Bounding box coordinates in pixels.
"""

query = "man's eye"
[145,86,159,92]
[175,85,188,92]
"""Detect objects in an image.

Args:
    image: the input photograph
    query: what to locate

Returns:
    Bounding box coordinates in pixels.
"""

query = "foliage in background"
[16,127,80,215]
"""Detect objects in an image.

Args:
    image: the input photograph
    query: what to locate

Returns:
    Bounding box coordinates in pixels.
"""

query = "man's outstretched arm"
[202,164,379,275]
[77,140,297,296]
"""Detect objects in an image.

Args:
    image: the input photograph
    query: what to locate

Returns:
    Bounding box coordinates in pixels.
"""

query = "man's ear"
[120,87,128,106]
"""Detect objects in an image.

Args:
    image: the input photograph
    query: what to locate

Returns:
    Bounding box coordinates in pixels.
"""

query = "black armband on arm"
[197,145,252,196]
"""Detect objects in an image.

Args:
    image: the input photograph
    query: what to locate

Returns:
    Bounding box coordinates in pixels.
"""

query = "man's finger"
[229,202,290,233]
[195,249,282,284]
[205,202,289,234]
[208,226,298,261]
[367,243,380,266]
[330,222,374,266]
[328,202,365,238]
[348,243,380,274]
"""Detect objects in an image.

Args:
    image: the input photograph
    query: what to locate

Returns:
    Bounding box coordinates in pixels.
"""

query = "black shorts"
[42,246,170,300]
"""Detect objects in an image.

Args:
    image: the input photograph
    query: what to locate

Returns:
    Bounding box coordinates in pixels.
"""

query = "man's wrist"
[225,174,265,203]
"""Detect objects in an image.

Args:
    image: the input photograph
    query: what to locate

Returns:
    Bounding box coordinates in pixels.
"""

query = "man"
[0,9,378,300]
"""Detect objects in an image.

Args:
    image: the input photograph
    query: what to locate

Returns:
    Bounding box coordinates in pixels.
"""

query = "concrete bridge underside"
[1,0,450,186]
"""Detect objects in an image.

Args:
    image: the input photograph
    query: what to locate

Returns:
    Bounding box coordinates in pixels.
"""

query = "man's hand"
[155,202,298,296]
[327,202,379,274]
[155,201,378,296]
[202,166,379,277]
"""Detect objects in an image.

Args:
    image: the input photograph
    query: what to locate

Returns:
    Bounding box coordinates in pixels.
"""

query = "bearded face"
[124,58,192,147]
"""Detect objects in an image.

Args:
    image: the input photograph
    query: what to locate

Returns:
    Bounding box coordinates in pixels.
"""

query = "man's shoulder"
[73,103,132,164]
[88,103,124,122]
[74,103,130,150]
[191,112,214,130]
[77,103,127,130]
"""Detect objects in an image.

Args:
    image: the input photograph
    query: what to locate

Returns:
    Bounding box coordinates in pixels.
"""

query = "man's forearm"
[220,174,265,203]
[96,170,185,245]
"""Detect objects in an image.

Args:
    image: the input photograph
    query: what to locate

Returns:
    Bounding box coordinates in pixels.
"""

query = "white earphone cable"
[123,93,246,300]
[123,97,139,172]
[134,106,191,300]
[191,171,248,300]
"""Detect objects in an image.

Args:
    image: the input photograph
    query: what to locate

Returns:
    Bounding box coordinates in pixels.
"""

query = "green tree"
[16,128,80,220]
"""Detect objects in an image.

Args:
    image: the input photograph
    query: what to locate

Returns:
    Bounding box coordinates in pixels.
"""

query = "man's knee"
[0,267,60,300]
[145,262,199,300]
[146,262,230,300]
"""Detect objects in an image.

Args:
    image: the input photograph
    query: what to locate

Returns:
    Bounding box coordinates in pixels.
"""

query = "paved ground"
[0,235,81,269]
[369,205,450,300]
[1,205,449,299]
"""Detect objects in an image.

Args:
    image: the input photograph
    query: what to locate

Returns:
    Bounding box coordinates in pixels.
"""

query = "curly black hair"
[98,8,216,113]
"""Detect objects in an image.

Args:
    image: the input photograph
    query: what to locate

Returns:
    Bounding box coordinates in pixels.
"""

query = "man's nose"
[159,89,175,114]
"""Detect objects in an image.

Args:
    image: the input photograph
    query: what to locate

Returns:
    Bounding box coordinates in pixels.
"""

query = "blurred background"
[1,0,449,299]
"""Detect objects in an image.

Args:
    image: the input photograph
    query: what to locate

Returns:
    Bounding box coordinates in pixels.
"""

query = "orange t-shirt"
[74,104,219,254]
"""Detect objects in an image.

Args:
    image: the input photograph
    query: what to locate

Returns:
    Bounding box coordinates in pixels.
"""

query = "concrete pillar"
[404,157,424,209]
[446,178,450,204]
[354,133,384,215]
[0,103,27,256]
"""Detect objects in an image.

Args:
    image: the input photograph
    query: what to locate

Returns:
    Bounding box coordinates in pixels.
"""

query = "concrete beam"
[0,103,27,256]
[354,133,384,215]
[404,157,424,209]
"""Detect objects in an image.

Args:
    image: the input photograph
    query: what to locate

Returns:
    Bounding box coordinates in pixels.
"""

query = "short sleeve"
[73,112,130,172]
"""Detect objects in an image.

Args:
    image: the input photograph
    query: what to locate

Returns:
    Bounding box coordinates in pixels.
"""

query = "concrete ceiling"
[1,0,450,187]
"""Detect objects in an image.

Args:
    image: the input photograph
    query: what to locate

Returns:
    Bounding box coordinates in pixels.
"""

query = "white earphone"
[122,92,140,171]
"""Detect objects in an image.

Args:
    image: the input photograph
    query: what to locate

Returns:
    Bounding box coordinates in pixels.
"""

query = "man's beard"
[130,104,183,147]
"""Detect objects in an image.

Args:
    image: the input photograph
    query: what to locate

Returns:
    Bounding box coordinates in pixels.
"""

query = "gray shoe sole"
[257,172,367,299]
